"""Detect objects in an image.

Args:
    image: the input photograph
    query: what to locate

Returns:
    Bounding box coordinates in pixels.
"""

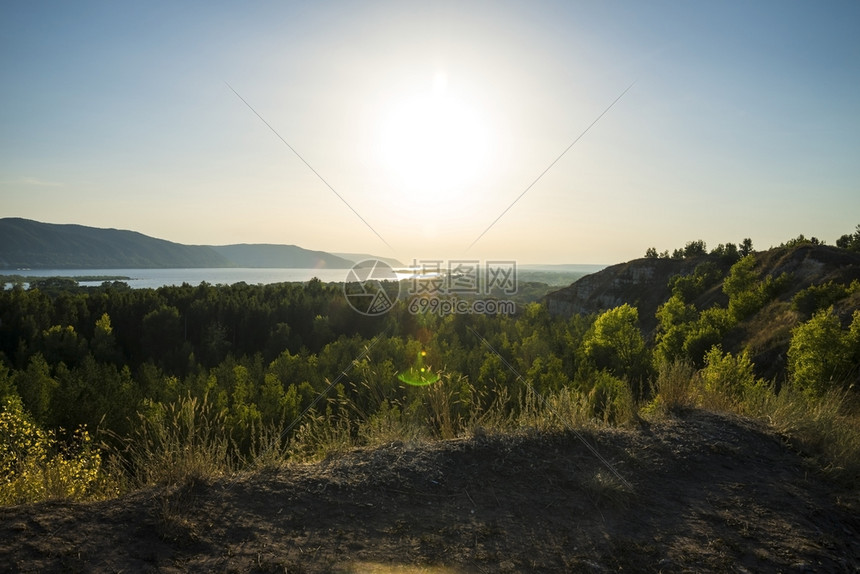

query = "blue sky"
[1,1,858,264]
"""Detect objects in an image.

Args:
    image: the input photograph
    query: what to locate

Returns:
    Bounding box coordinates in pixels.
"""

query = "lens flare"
[397,350,440,386]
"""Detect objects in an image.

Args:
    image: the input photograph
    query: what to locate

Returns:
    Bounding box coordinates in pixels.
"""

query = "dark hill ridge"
[0,218,231,269]
[332,252,404,268]
[755,243,860,288]
[545,256,718,334]
[210,244,353,269]
[545,245,860,379]
[545,244,860,334]
[0,218,376,269]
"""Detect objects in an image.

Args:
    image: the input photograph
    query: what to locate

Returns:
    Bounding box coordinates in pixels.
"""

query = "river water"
[1,268,353,289]
[2,264,605,290]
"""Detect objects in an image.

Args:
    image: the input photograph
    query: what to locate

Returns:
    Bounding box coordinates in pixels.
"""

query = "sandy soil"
[1,410,858,573]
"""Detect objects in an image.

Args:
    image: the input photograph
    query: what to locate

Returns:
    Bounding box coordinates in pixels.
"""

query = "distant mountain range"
[0,218,400,269]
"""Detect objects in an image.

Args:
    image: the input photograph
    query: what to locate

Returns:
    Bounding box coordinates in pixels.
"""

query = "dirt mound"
[1,410,858,573]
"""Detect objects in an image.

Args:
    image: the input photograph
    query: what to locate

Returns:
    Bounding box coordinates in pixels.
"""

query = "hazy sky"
[2,1,858,264]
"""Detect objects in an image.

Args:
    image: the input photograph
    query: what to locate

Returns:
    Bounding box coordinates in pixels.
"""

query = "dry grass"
[106,395,236,487]
[764,385,860,486]
[741,300,798,356]
[582,469,635,508]
[647,359,860,488]
[644,360,697,415]
[282,371,639,465]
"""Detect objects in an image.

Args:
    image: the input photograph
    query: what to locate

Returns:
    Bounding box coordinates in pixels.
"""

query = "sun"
[379,74,490,200]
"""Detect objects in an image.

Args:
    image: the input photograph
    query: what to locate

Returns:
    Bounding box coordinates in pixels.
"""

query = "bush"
[0,398,105,505]
[788,307,853,397]
[710,242,740,264]
[669,261,723,302]
[792,281,855,317]
[683,240,707,258]
[836,224,860,251]
[681,308,734,366]
[698,346,764,412]
[722,255,789,321]
[582,304,649,383]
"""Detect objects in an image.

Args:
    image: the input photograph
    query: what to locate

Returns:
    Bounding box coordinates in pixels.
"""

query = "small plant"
[359,400,420,445]
[586,371,634,425]
[290,412,355,462]
[646,359,697,415]
[792,281,854,317]
[583,469,634,507]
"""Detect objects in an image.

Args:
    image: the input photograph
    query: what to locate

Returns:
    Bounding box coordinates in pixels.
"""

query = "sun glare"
[379,74,490,201]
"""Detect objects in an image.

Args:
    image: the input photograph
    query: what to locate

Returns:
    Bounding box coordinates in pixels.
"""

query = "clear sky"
[2,1,858,264]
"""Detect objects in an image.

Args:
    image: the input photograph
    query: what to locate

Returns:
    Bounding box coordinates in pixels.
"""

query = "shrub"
[698,346,763,411]
[710,242,740,264]
[722,255,789,321]
[654,296,698,364]
[582,304,649,383]
[669,261,723,302]
[682,308,734,366]
[835,224,860,251]
[0,398,105,505]
[788,307,853,397]
[792,281,854,317]
[683,240,707,258]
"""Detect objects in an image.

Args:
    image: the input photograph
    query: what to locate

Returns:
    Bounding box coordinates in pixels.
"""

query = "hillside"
[333,253,405,268]
[1,410,857,572]
[0,218,368,269]
[546,245,860,330]
[211,244,354,269]
[545,256,714,333]
[545,244,860,378]
[0,218,231,269]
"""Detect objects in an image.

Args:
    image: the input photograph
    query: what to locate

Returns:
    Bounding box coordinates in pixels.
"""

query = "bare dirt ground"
[1,409,858,573]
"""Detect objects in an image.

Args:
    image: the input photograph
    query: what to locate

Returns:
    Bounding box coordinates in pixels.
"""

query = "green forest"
[2,230,860,505]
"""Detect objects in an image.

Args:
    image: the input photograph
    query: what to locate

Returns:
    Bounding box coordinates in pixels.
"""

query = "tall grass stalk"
[107,394,236,487]
[764,385,860,485]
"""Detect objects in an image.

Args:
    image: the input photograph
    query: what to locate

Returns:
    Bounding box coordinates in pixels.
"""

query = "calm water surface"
[3,268,352,289]
[3,264,605,290]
